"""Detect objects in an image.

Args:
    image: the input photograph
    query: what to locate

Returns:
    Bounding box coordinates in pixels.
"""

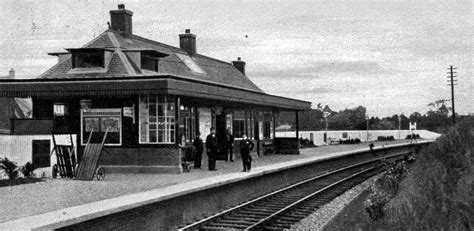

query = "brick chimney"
[110,4,133,34]
[179,29,196,56]
[232,57,246,75]
[9,68,15,79]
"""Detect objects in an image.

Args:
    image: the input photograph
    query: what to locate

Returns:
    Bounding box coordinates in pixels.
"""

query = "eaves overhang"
[0,76,311,111]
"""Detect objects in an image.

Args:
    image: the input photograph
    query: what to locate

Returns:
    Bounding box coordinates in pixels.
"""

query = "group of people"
[192,127,254,172]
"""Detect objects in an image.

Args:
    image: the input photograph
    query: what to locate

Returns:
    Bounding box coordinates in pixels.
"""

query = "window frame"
[53,103,67,117]
[138,95,176,144]
[80,108,122,146]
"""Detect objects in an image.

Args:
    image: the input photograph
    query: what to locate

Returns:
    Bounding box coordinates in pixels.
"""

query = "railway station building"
[0,5,311,173]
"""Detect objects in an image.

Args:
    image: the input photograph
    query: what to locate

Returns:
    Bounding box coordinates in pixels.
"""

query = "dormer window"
[73,50,104,68]
[138,50,168,72]
[122,49,168,73]
[141,54,158,72]
[66,48,113,71]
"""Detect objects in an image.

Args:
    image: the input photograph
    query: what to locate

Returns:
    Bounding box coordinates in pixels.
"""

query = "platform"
[0,140,431,230]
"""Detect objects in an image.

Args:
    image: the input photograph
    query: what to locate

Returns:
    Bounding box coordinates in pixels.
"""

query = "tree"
[328,106,367,130]
[423,99,453,131]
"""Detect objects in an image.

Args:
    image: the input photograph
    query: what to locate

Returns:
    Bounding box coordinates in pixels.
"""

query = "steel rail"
[179,151,411,230]
[246,165,377,230]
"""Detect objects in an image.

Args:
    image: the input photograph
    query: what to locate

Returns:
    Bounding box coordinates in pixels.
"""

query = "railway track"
[179,152,411,230]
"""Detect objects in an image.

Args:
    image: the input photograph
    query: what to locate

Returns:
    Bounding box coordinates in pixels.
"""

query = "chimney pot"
[9,68,15,79]
[179,29,197,55]
[118,4,125,9]
[232,58,246,75]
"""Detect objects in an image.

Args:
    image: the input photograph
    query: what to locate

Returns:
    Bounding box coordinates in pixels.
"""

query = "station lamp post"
[366,114,369,142]
[323,111,330,144]
[398,114,402,140]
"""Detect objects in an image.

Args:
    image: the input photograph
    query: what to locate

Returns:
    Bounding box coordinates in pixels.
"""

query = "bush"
[383,121,473,230]
[365,160,409,221]
[365,189,389,220]
[378,136,396,141]
[405,134,421,139]
[20,162,36,178]
[0,157,19,181]
[299,138,315,147]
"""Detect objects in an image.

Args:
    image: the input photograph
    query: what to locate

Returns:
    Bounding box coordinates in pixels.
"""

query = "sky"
[0,0,472,117]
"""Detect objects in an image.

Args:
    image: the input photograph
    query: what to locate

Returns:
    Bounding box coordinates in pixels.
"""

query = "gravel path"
[290,174,380,230]
[0,141,406,223]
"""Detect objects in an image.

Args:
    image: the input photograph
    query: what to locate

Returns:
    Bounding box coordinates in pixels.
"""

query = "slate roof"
[39,31,264,93]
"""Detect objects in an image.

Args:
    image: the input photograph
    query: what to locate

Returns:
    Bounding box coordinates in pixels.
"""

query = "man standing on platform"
[193,132,203,169]
[225,128,234,162]
[206,127,219,171]
[240,134,254,172]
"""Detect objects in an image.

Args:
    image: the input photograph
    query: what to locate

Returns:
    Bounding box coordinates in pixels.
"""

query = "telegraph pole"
[447,66,457,124]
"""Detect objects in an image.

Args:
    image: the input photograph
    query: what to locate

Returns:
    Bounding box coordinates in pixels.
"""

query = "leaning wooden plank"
[76,144,103,180]
[76,130,108,181]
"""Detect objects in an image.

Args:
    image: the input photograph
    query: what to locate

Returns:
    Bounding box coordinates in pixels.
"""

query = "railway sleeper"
[226,213,265,219]
[277,193,309,199]
[279,213,310,220]
[234,210,273,215]
[293,205,318,211]
[240,209,276,215]
[264,223,292,229]
[198,226,232,231]
[201,224,248,230]
[307,199,332,204]
[222,215,262,222]
[261,201,294,206]
[284,210,316,216]
[245,207,280,212]
[258,225,289,230]
[238,208,274,213]
[286,208,315,214]
[214,218,257,226]
[205,221,250,229]
[260,221,292,229]
[274,216,304,223]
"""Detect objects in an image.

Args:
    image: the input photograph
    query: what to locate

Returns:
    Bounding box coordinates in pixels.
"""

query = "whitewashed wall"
[276,130,440,145]
[0,134,77,177]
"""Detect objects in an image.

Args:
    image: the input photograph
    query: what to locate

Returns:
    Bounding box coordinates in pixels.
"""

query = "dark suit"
[225,134,235,161]
[206,134,219,170]
[240,138,254,171]
[193,137,203,168]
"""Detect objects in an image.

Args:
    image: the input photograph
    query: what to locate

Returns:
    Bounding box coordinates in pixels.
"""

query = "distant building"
[0,68,32,134]
[0,5,310,173]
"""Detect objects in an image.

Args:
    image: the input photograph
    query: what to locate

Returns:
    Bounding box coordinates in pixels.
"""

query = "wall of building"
[277,130,441,145]
[97,146,181,174]
[0,134,76,178]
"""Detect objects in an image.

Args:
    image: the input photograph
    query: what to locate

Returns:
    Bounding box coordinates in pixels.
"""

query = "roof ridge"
[128,33,234,66]
[107,32,121,47]
[129,33,181,51]
[114,49,137,76]
[82,30,112,48]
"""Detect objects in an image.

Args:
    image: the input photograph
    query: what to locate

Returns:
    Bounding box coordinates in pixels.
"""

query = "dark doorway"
[215,113,227,160]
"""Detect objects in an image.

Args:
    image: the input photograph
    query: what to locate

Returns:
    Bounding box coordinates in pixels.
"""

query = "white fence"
[0,134,77,178]
[276,130,440,146]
